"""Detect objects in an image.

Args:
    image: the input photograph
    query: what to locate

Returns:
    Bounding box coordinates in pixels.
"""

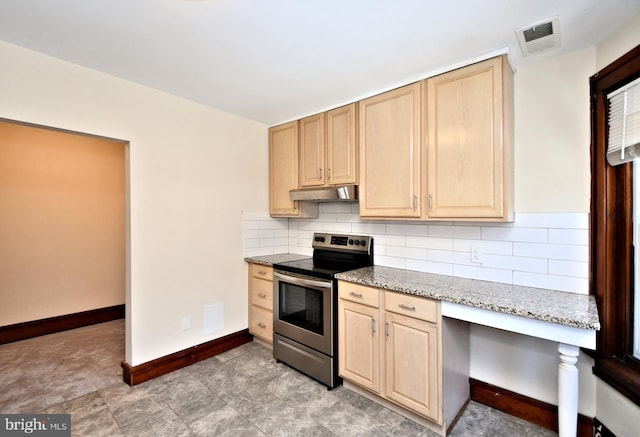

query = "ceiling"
[0,0,639,126]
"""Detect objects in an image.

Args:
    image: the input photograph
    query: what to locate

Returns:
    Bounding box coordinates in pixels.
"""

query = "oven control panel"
[312,232,372,253]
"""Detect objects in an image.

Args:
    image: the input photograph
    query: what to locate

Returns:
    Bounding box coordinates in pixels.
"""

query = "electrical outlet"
[471,246,483,263]
[181,316,191,331]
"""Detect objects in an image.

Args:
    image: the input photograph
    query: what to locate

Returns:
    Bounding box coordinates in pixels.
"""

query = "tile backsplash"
[243,204,589,294]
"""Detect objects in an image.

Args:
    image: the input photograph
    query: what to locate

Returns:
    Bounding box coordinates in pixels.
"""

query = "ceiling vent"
[516,17,561,57]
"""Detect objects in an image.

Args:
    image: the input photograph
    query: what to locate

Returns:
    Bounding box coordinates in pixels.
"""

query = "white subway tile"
[317,213,337,222]
[295,220,323,231]
[428,225,481,239]
[428,249,472,265]
[387,245,428,260]
[320,203,354,213]
[407,236,453,250]
[374,255,407,269]
[548,260,589,278]
[481,254,547,273]
[259,220,287,230]
[514,243,588,262]
[336,213,361,223]
[387,223,429,236]
[322,222,353,233]
[548,229,589,245]
[452,239,512,255]
[406,259,453,275]
[273,229,289,238]
[261,237,288,247]
[373,234,406,246]
[273,245,290,254]
[481,226,548,243]
[243,239,260,249]
[514,213,589,229]
[351,222,387,234]
[244,229,275,239]
[453,265,513,284]
[243,220,261,230]
[242,211,592,294]
[244,247,275,257]
[374,245,387,256]
[513,272,588,294]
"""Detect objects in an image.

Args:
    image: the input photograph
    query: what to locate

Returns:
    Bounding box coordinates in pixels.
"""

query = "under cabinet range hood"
[289,185,358,202]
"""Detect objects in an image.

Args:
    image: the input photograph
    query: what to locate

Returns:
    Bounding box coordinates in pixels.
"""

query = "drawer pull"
[257,322,266,329]
[349,292,363,298]
[399,303,416,311]
[258,293,267,298]
[257,270,267,276]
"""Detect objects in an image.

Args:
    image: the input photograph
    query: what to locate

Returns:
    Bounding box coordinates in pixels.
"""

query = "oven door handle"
[274,272,332,289]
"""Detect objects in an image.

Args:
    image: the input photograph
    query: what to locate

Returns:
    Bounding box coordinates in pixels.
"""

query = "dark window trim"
[590,44,640,407]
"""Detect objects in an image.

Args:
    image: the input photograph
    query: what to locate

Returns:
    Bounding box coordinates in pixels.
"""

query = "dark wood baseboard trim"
[0,304,125,345]
[469,378,593,437]
[121,329,253,386]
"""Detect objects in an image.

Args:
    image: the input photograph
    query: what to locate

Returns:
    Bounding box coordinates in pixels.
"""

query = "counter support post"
[558,343,579,437]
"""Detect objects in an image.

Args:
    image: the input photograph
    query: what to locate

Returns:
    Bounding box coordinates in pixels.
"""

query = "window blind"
[607,76,640,166]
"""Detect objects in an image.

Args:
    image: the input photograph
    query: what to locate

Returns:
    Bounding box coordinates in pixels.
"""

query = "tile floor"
[0,320,556,436]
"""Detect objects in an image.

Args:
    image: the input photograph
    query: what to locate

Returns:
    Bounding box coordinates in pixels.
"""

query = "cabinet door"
[426,55,513,220]
[359,82,423,218]
[327,103,358,185]
[250,305,273,343]
[299,113,326,187]
[269,121,300,216]
[338,299,380,393]
[385,311,439,422]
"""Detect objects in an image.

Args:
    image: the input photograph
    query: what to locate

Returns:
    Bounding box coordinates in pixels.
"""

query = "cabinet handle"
[319,168,323,179]
[257,271,267,276]
[257,322,266,329]
[385,322,389,339]
[399,303,416,311]
[428,194,433,211]
[257,293,267,298]
[349,291,363,298]
[327,168,331,179]
[413,195,417,211]
[371,319,376,335]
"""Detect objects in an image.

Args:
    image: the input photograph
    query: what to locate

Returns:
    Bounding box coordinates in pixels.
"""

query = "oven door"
[273,271,333,355]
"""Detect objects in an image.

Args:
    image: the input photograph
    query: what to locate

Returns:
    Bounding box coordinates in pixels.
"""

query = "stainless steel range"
[272,232,373,389]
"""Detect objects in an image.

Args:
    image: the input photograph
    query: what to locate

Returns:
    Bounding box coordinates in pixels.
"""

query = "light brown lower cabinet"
[338,281,470,435]
[248,263,274,343]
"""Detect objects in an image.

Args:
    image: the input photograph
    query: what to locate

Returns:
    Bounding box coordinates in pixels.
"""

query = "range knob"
[314,236,325,242]
[360,240,367,246]
[354,240,360,246]
[348,239,354,245]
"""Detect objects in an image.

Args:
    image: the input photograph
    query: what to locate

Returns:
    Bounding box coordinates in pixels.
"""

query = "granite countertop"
[336,265,600,331]
[244,253,310,267]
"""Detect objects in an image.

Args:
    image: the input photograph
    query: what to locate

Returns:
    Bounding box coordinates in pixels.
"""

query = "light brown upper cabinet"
[425,55,514,221]
[269,121,319,217]
[359,83,424,219]
[299,103,358,187]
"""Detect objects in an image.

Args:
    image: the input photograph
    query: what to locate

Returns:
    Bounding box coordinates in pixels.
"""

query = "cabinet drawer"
[384,291,437,323]
[251,278,273,310]
[250,264,273,280]
[339,282,379,307]
[250,305,273,343]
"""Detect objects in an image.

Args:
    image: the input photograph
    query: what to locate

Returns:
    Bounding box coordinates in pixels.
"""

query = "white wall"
[0,41,269,366]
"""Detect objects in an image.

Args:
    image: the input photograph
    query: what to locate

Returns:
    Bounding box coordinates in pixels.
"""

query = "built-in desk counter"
[336,265,600,437]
